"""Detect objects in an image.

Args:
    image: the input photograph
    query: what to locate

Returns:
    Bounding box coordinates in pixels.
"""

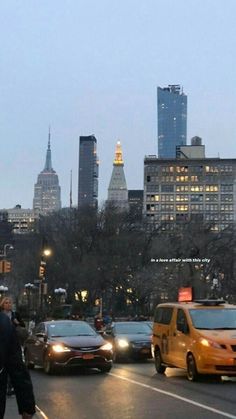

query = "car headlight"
[117,339,129,348]
[51,344,71,353]
[200,338,223,349]
[101,342,113,351]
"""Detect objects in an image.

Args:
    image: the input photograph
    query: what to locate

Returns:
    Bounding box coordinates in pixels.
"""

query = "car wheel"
[154,348,166,374]
[187,353,199,382]
[24,350,35,370]
[43,356,55,375]
[99,364,112,373]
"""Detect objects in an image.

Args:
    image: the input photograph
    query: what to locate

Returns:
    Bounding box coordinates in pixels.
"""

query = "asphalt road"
[5,361,236,419]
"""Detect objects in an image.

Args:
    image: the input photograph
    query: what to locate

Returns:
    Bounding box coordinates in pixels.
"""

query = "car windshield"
[47,322,96,337]
[114,322,151,335]
[189,309,236,330]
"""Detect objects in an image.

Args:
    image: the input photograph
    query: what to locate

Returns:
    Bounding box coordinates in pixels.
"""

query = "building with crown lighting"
[33,130,61,214]
[107,141,129,211]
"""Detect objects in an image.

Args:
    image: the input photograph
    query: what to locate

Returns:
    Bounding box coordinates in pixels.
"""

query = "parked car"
[105,321,152,361]
[24,320,113,374]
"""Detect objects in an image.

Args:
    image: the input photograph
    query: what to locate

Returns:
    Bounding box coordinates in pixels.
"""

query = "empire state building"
[33,130,61,214]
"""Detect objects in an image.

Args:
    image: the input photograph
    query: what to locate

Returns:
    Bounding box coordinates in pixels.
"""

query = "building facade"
[158,85,187,158]
[128,190,143,221]
[107,141,129,211]
[78,135,99,208]
[33,131,61,214]
[144,154,236,231]
[0,205,37,234]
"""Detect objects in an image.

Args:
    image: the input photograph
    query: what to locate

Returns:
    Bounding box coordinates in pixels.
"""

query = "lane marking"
[109,373,236,419]
[36,405,49,419]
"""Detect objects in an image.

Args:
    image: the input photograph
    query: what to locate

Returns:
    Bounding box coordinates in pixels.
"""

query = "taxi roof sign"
[178,287,193,302]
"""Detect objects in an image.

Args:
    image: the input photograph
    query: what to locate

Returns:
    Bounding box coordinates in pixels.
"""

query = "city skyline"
[1,1,236,209]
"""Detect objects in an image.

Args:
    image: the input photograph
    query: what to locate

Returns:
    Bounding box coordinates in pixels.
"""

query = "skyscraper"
[33,130,61,214]
[78,135,99,208]
[158,85,187,158]
[107,141,129,211]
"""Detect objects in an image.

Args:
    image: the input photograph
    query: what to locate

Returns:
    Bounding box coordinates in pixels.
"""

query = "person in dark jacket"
[0,297,28,395]
[0,312,36,419]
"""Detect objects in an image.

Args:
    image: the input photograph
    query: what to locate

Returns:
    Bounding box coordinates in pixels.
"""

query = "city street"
[6,361,236,419]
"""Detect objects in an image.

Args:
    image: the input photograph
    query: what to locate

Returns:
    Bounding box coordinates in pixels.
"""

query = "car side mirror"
[178,323,189,334]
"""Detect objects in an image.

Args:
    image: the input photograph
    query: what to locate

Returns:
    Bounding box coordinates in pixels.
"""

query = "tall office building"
[78,135,99,208]
[158,85,187,158]
[144,139,236,232]
[107,141,129,211]
[33,130,61,214]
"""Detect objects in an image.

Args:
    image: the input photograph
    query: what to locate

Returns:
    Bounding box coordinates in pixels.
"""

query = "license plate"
[83,354,94,360]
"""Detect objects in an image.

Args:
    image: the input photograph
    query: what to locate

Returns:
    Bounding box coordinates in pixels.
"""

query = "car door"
[171,309,191,368]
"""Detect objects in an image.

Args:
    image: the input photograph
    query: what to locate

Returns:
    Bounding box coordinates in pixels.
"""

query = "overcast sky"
[0,0,236,209]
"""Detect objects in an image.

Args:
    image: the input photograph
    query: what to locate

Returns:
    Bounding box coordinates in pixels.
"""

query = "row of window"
[146,204,234,212]
[147,165,234,174]
[146,193,234,202]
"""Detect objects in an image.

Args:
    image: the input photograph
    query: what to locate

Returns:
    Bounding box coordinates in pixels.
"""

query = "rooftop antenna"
[70,170,73,208]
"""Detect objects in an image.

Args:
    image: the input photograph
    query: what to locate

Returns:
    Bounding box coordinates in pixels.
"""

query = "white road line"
[109,372,236,419]
[36,405,49,419]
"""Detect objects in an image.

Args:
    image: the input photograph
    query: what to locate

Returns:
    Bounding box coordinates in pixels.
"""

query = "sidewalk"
[5,396,42,418]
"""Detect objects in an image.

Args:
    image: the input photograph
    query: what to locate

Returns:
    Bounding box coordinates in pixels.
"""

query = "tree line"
[1,207,236,316]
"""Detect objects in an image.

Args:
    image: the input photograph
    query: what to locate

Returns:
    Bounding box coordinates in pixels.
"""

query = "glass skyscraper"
[158,85,187,158]
[78,135,99,208]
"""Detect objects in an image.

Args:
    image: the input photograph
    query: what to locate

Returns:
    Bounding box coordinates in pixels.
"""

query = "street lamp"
[38,246,52,315]
[2,244,14,258]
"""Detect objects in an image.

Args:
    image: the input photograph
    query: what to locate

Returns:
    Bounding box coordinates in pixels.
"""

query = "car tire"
[99,364,112,373]
[154,348,166,374]
[43,356,55,375]
[24,350,35,370]
[187,353,199,382]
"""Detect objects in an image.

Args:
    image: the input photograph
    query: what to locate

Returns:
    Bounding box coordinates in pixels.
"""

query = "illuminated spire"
[113,141,124,165]
[107,141,128,211]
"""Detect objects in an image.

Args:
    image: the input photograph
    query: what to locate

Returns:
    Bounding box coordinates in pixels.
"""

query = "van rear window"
[154,307,173,324]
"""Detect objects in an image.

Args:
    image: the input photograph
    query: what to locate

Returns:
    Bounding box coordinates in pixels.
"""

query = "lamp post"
[38,246,52,316]
[2,244,14,257]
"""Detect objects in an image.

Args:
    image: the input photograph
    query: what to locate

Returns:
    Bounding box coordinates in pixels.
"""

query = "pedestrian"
[0,311,36,418]
[0,297,28,395]
[0,297,25,327]
[28,318,35,336]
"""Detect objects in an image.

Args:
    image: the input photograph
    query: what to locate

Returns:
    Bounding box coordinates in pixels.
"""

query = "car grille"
[70,346,101,352]
[131,341,150,348]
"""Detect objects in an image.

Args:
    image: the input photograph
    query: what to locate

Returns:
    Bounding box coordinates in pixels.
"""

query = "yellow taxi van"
[152,299,236,381]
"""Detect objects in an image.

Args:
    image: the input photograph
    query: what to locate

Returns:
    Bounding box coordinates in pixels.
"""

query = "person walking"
[0,311,36,418]
[0,297,28,395]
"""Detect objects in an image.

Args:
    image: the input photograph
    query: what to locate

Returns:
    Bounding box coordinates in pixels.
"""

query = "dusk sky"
[1,1,236,209]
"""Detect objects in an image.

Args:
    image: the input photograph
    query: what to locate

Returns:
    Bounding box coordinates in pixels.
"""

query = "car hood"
[50,335,105,348]
[115,333,151,342]
[199,329,236,342]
